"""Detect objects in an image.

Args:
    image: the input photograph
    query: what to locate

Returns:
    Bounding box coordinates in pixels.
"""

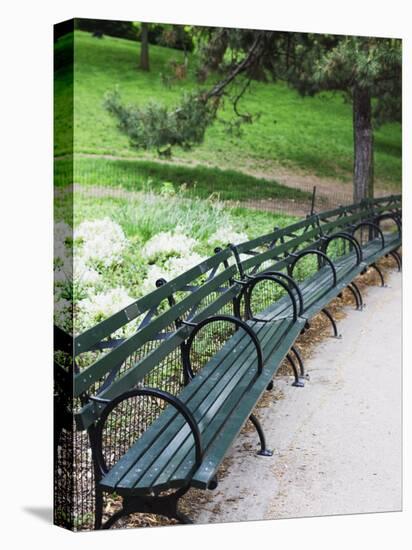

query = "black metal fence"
[54,156,368,219]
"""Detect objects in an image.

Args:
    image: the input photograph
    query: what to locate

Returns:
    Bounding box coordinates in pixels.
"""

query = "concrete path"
[194,270,402,524]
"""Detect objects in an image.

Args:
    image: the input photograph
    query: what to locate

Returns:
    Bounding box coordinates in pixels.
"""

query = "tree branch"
[232,77,253,120]
[203,33,264,101]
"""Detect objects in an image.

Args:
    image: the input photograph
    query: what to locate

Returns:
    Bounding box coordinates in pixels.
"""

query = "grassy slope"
[55,157,310,201]
[55,31,401,188]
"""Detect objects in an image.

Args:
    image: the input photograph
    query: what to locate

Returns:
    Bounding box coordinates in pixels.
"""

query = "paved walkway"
[194,270,402,523]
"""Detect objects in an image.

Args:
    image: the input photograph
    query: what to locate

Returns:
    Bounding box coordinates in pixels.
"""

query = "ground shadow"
[23,506,53,524]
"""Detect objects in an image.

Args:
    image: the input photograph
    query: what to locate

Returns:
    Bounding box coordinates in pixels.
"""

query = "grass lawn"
[54,31,401,189]
[55,156,311,202]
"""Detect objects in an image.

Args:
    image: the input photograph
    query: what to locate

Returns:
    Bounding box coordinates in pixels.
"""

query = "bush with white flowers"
[208,225,249,247]
[142,230,197,261]
[54,214,251,336]
[75,218,128,267]
[79,287,133,322]
[55,255,100,287]
[140,251,206,295]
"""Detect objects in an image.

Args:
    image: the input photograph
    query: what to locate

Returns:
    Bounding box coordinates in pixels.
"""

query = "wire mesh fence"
[54,156,364,219]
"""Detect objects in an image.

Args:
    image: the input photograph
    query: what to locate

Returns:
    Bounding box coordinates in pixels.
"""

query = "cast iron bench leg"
[321,308,342,339]
[100,486,193,529]
[363,263,386,287]
[388,251,402,271]
[350,281,365,309]
[94,486,104,530]
[249,414,273,457]
[291,345,307,380]
[287,352,305,387]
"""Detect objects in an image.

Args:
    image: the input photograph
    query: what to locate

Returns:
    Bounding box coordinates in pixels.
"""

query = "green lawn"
[55,157,311,202]
[54,31,401,189]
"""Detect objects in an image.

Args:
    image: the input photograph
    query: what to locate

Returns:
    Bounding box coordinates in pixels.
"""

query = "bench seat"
[100,316,305,496]
[360,232,401,266]
[253,248,363,322]
[251,232,400,325]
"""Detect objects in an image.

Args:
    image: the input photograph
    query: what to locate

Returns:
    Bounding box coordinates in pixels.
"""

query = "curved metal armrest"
[93,387,203,476]
[247,271,304,317]
[351,221,385,250]
[245,274,298,322]
[321,232,363,265]
[185,314,264,377]
[375,213,402,237]
[290,249,337,289]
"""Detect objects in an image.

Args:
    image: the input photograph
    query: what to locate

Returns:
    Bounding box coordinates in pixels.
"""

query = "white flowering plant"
[142,229,197,261]
[140,251,206,295]
[54,201,256,337]
[74,218,128,267]
[207,225,249,247]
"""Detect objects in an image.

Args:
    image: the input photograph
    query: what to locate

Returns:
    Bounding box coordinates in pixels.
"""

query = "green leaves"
[104,88,217,155]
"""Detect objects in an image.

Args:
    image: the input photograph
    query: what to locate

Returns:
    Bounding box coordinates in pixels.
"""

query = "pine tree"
[286,35,401,201]
[105,29,401,201]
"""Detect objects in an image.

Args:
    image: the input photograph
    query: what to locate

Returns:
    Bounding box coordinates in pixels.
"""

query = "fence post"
[310,186,317,216]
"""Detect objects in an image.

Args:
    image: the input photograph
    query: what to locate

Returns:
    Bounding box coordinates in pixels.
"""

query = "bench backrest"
[74,248,242,430]
[233,197,401,278]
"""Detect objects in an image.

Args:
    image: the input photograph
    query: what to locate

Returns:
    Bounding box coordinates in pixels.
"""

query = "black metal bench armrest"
[374,213,402,237]
[290,249,337,289]
[185,314,264,377]
[321,232,363,265]
[92,387,203,477]
[350,221,386,249]
[246,271,303,317]
[244,273,299,322]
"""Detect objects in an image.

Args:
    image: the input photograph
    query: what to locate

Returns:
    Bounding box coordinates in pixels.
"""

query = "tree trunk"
[140,23,150,71]
[352,85,374,203]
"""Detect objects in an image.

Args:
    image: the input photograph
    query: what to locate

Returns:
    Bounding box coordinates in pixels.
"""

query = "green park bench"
[232,195,402,340]
[64,195,401,529]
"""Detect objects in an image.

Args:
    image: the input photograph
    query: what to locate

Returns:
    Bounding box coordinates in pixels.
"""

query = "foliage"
[104,89,217,154]
[75,18,138,41]
[191,31,401,200]
[287,35,402,126]
[99,29,400,199]
[156,24,195,53]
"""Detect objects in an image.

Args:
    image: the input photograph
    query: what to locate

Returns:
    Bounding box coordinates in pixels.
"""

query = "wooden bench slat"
[75,248,234,355]
[252,250,360,322]
[191,318,306,489]
[108,320,285,492]
[141,319,290,491]
[101,320,272,490]
[74,265,239,398]
[101,319,289,493]
[152,318,297,490]
[100,322,263,489]
[76,284,242,430]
